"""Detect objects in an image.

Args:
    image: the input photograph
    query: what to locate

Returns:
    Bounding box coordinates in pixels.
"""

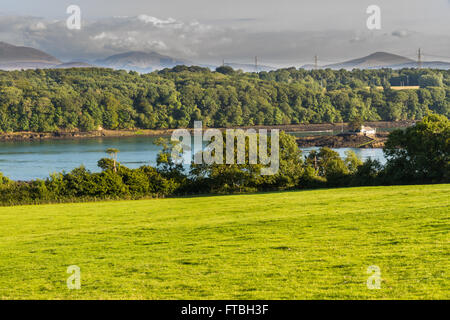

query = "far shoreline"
[0,120,414,143]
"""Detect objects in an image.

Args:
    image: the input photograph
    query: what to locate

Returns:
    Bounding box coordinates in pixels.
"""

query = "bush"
[419,74,443,88]
[383,114,450,184]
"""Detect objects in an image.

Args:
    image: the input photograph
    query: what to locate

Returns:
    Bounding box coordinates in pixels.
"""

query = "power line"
[404,50,450,62]
[422,52,450,60]
[418,48,422,69]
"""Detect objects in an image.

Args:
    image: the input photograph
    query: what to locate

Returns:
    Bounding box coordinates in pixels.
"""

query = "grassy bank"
[0,184,448,299]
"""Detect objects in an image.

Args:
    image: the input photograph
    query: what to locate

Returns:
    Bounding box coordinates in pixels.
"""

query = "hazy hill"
[325,52,415,70]
[388,61,450,70]
[95,51,191,72]
[224,62,276,72]
[1,42,449,72]
[323,52,450,70]
[55,62,94,69]
[0,42,97,70]
[0,41,60,63]
[300,64,321,70]
[0,41,61,70]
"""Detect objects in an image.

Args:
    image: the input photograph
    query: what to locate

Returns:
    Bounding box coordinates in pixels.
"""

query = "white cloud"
[29,22,46,31]
[137,15,177,27]
[92,32,112,40]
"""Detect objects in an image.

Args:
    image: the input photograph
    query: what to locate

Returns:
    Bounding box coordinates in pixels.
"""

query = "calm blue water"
[0,135,386,181]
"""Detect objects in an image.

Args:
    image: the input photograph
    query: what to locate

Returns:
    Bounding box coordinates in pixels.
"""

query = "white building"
[358,126,376,136]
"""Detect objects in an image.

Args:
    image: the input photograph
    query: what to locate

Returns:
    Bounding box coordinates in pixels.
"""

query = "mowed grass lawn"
[0,185,448,299]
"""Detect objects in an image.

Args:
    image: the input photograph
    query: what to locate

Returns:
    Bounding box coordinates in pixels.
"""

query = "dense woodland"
[0,115,448,205]
[0,66,448,133]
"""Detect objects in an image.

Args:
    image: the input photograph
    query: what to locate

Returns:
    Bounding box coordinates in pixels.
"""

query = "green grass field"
[0,185,448,299]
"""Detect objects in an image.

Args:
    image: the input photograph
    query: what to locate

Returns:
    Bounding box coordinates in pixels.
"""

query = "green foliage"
[106,148,119,156]
[215,66,235,75]
[0,172,11,185]
[155,137,186,185]
[106,148,120,172]
[0,68,448,133]
[345,150,363,174]
[189,131,304,193]
[348,116,364,132]
[419,73,444,88]
[351,158,383,186]
[384,114,450,183]
[97,158,115,171]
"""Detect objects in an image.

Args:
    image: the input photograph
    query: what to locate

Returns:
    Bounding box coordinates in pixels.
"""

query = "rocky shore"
[0,129,174,142]
[0,121,412,142]
[296,132,389,148]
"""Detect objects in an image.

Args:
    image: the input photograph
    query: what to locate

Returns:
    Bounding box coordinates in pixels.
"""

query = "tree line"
[0,115,448,206]
[0,67,448,133]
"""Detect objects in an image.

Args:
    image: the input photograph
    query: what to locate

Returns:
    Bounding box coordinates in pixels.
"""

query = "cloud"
[0,15,226,61]
[391,30,411,38]
[0,13,449,65]
[29,22,47,31]
[137,15,178,27]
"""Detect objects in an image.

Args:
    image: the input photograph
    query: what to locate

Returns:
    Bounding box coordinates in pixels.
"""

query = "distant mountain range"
[301,52,450,70]
[387,61,450,70]
[0,42,92,70]
[94,51,191,73]
[55,62,94,69]
[1,41,449,72]
[324,52,414,69]
[0,41,60,70]
[0,41,60,64]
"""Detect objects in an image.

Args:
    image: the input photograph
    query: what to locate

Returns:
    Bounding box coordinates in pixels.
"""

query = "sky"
[1,0,449,66]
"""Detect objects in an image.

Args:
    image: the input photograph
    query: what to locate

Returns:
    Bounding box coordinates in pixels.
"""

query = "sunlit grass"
[0,184,448,299]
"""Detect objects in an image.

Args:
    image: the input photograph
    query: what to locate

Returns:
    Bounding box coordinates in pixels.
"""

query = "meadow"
[0,184,448,299]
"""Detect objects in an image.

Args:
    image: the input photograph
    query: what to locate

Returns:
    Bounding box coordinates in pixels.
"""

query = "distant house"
[357,126,376,137]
